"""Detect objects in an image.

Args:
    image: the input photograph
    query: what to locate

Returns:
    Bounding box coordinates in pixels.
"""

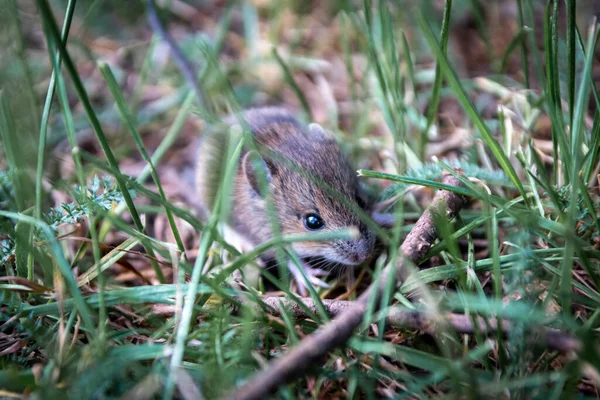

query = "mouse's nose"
[353,251,368,263]
[344,236,374,264]
[336,226,375,265]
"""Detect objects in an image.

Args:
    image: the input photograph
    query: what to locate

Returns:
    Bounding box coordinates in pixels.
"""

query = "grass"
[0,0,600,398]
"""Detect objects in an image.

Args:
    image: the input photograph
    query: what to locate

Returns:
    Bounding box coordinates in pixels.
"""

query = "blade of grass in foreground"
[211,228,360,286]
[22,283,221,317]
[576,26,600,110]
[76,237,141,286]
[358,169,476,198]
[423,0,452,158]
[97,90,195,241]
[401,30,418,106]
[43,11,94,287]
[562,22,600,315]
[0,95,25,211]
[138,91,195,183]
[500,26,530,74]
[574,25,600,185]
[584,111,600,184]
[0,211,95,332]
[36,0,165,283]
[415,10,530,207]
[566,0,576,125]
[163,131,245,400]
[399,340,494,398]
[272,47,312,121]
[544,1,571,183]
[362,0,413,170]
[350,337,493,380]
[515,0,530,88]
[99,62,186,259]
[35,0,76,222]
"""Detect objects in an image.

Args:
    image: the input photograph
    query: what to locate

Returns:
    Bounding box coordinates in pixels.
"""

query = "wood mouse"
[196,107,375,280]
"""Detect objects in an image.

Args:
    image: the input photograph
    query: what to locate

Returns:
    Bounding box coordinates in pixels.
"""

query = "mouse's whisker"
[311,258,329,270]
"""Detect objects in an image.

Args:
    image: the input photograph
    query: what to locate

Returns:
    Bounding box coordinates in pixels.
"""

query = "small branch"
[153,296,582,355]
[225,174,467,400]
[146,0,204,106]
[259,297,581,354]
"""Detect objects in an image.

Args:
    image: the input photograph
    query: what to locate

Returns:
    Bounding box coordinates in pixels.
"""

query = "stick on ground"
[259,297,581,354]
[146,0,204,106]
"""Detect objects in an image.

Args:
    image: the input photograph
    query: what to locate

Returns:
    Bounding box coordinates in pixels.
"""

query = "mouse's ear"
[242,150,275,197]
[308,123,333,139]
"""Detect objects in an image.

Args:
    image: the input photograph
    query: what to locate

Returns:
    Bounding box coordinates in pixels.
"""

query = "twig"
[224,174,467,400]
[146,0,204,106]
[152,295,582,355]
[259,297,581,354]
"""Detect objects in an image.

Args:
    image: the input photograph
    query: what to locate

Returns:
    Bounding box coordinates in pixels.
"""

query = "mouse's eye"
[355,189,369,209]
[355,195,366,209]
[303,213,325,231]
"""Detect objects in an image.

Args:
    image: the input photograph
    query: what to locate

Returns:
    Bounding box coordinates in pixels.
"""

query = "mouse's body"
[196,107,375,267]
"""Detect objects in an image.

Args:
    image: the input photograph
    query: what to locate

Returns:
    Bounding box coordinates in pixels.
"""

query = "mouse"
[195,107,376,287]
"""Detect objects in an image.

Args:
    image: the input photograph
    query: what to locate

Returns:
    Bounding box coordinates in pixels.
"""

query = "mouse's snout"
[335,225,375,265]
[348,248,369,264]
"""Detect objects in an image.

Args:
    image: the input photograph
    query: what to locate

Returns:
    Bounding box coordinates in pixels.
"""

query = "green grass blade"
[127,36,158,125]
[98,90,195,241]
[35,0,76,221]
[500,27,530,74]
[566,0,576,125]
[272,47,312,121]
[0,92,26,211]
[138,91,195,183]
[527,141,563,212]
[36,0,165,283]
[575,25,600,110]
[584,110,600,184]
[416,11,530,207]
[515,0,530,88]
[76,237,141,286]
[562,22,600,315]
[14,220,32,278]
[424,0,452,143]
[543,1,571,183]
[358,169,477,198]
[401,30,418,107]
[164,133,245,400]
[99,61,187,259]
[242,1,259,59]
[22,283,220,317]
[0,211,95,331]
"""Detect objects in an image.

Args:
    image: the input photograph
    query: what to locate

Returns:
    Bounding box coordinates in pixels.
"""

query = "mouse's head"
[240,123,376,266]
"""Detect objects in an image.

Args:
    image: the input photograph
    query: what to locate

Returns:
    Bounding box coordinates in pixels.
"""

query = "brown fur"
[196,108,375,266]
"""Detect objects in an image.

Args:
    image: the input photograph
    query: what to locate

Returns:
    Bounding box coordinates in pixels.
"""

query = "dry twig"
[146,0,204,106]
[259,296,581,354]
